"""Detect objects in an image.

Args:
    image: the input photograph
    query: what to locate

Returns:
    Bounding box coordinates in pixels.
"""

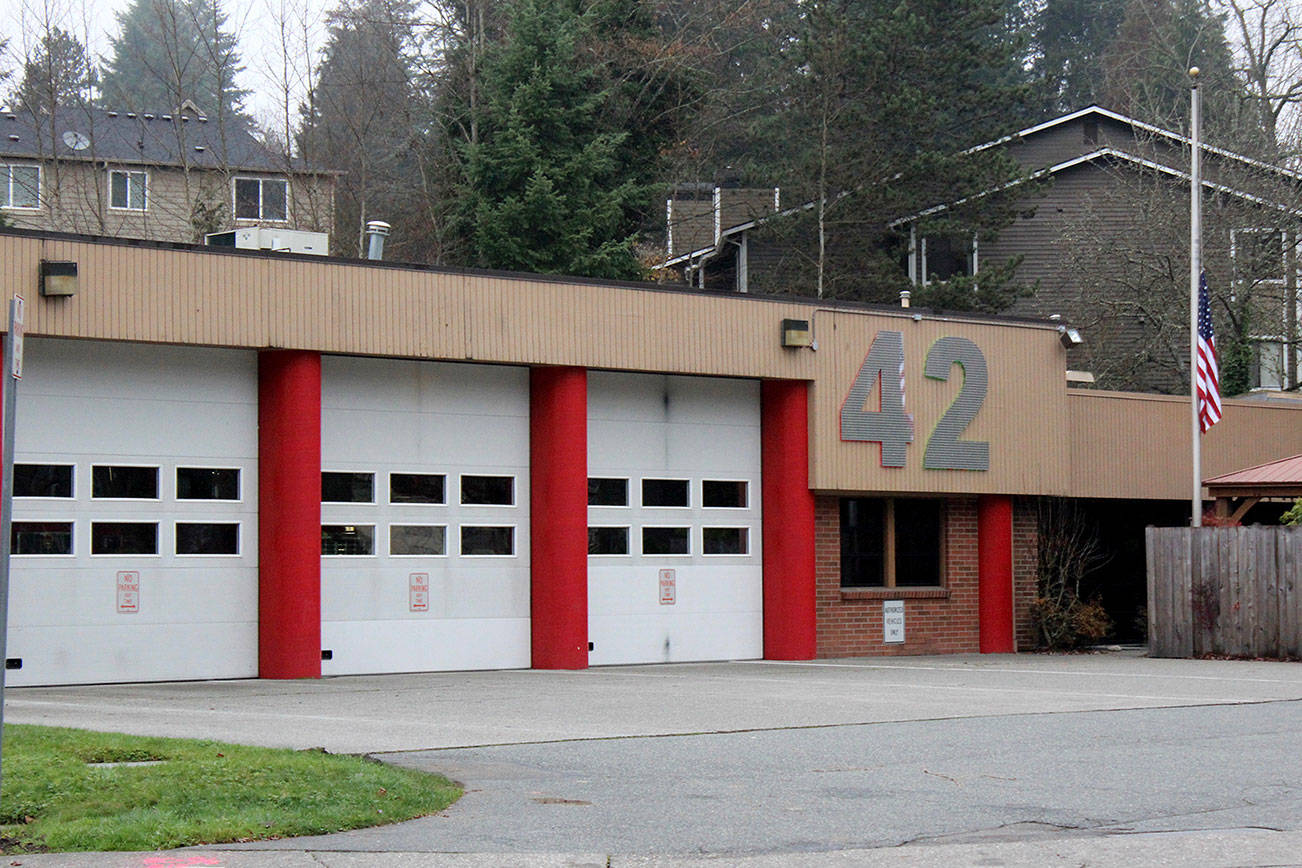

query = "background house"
[664,106,1302,396]
[0,103,335,245]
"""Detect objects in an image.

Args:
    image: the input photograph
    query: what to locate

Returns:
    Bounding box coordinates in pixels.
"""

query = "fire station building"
[2,229,1298,685]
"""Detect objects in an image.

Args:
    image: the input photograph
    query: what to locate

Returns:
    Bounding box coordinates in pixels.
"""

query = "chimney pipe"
[900,289,911,309]
[364,220,391,260]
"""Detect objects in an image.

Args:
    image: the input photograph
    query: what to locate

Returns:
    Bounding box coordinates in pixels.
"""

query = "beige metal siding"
[809,310,1070,496]
[1067,390,1302,500]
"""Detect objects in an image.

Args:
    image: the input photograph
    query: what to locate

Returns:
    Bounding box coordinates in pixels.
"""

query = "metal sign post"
[0,295,24,800]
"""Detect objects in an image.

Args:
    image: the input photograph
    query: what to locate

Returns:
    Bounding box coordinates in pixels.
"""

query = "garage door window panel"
[12,521,73,555]
[92,466,159,500]
[390,524,447,556]
[460,475,514,506]
[92,522,158,555]
[177,467,240,500]
[322,524,375,555]
[642,526,690,556]
[703,480,748,509]
[176,522,240,555]
[460,525,515,556]
[588,477,628,507]
[322,472,374,503]
[642,479,689,508]
[703,526,749,556]
[14,464,73,498]
[588,526,629,555]
[390,473,445,504]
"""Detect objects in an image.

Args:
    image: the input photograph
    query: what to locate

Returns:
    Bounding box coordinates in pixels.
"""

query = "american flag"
[1196,271,1221,432]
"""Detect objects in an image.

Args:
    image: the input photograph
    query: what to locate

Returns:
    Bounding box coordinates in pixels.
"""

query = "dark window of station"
[461,475,514,506]
[923,235,971,282]
[177,467,240,500]
[390,473,445,504]
[893,499,943,586]
[839,497,943,588]
[390,525,446,556]
[321,524,374,555]
[703,480,748,509]
[12,521,72,555]
[176,522,239,555]
[703,527,749,555]
[588,478,628,506]
[642,526,689,555]
[461,525,514,556]
[642,479,689,508]
[322,472,374,503]
[840,498,886,587]
[13,464,73,498]
[91,522,158,555]
[588,526,629,555]
[92,466,159,499]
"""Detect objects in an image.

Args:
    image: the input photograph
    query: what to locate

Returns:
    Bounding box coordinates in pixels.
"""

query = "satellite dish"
[62,130,90,150]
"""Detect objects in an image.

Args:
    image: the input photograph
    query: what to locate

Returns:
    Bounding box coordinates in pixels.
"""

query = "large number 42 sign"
[840,331,990,471]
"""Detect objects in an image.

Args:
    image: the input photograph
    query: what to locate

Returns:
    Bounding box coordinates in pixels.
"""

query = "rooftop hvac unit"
[205,228,329,256]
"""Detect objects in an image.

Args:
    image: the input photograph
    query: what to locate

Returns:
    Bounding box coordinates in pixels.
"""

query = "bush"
[1030,595,1112,650]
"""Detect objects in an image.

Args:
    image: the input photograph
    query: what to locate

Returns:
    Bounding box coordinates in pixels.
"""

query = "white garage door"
[8,339,259,686]
[320,357,530,674]
[587,372,762,665]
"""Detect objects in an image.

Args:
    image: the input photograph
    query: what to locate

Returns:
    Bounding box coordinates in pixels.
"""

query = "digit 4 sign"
[841,331,990,471]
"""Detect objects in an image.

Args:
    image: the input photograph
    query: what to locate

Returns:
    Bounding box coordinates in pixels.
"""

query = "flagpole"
[1189,67,1202,527]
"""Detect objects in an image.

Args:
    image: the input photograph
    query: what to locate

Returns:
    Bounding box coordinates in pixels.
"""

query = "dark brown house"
[663,106,1302,395]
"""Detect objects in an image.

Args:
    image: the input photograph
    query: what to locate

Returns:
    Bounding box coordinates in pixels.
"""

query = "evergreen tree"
[452,0,699,279]
[1027,0,1129,115]
[740,0,1034,307]
[12,27,96,114]
[99,0,248,117]
[298,0,422,258]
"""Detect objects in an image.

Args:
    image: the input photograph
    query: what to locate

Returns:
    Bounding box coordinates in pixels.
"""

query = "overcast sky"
[0,0,336,130]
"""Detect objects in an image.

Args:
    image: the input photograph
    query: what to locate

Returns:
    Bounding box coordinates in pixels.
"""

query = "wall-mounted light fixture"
[40,260,78,297]
[781,318,812,348]
[1057,325,1083,348]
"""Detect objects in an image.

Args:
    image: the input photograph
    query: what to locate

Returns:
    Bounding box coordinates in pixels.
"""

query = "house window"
[109,169,147,211]
[1,164,39,209]
[234,177,288,221]
[1231,228,1286,286]
[908,227,977,286]
[840,497,944,588]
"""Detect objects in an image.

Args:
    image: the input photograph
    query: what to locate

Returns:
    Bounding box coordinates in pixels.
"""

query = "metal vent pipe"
[364,220,391,260]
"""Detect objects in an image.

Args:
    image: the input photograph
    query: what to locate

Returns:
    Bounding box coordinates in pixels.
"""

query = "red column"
[530,366,588,669]
[760,380,817,659]
[978,494,1015,653]
[258,350,322,678]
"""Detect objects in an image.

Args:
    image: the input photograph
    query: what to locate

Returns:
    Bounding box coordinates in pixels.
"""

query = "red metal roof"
[1205,453,1302,487]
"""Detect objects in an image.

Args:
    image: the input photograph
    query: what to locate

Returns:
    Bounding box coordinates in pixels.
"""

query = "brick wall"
[815,495,1039,657]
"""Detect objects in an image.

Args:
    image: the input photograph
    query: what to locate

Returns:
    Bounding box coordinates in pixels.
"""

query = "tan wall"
[0,231,1296,501]
[1067,390,1302,501]
[2,162,334,244]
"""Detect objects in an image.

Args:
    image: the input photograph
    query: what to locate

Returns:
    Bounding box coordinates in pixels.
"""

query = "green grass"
[0,724,461,852]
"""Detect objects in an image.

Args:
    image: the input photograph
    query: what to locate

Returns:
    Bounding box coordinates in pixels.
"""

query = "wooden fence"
[1147,526,1302,658]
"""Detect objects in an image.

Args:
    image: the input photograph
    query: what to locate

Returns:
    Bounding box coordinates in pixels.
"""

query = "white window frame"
[908,226,978,287]
[108,168,148,212]
[89,521,161,557]
[321,523,378,557]
[640,524,692,557]
[388,523,449,558]
[1,163,41,210]
[233,176,289,222]
[641,478,691,509]
[175,466,243,502]
[587,525,631,557]
[13,462,75,500]
[173,521,241,557]
[11,518,75,557]
[1230,227,1288,290]
[459,474,516,508]
[458,524,518,558]
[701,478,750,510]
[701,526,751,557]
[388,471,448,506]
[587,476,630,508]
[90,464,161,501]
[321,469,377,505]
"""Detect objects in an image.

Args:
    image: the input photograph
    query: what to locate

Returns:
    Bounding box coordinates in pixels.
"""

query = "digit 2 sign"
[840,331,990,471]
